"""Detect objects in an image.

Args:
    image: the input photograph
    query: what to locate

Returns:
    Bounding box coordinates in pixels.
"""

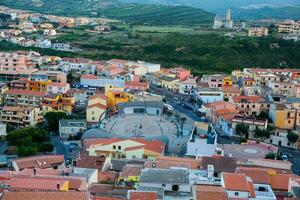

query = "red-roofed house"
[11,155,64,171]
[232,95,262,116]
[1,191,89,200]
[87,93,108,124]
[222,173,252,199]
[85,138,165,160]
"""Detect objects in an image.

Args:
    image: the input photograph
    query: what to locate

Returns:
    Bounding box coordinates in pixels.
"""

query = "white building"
[59,119,87,139]
[0,124,7,139]
[265,129,297,149]
[47,82,70,94]
[194,88,224,104]
[179,78,197,95]
[186,122,217,157]
[52,43,71,51]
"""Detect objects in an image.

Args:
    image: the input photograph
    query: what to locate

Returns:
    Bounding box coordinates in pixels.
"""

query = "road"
[278,146,300,175]
[52,137,81,162]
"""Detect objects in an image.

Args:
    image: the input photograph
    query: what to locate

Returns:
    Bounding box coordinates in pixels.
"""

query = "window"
[113,145,116,149]
[118,146,121,150]
[234,192,239,196]
[252,105,255,108]
[162,184,166,187]
[172,185,179,191]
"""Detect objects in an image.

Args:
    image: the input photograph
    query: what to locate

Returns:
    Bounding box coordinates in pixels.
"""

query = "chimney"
[207,165,214,180]
[56,182,60,190]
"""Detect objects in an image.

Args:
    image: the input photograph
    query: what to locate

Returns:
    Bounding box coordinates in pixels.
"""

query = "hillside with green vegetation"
[1,26,300,74]
[1,0,214,25]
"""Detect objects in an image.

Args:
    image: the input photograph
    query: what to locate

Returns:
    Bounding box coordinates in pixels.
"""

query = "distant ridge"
[0,0,214,25]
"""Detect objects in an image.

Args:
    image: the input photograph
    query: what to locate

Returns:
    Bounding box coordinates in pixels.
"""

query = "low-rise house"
[59,58,95,73]
[192,185,228,200]
[171,67,191,81]
[139,168,190,197]
[248,27,269,37]
[178,78,197,95]
[86,93,107,123]
[106,90,129,111]
[80,74,125,89]
[232,115,268,138]
[66,89,87,104]
[269,103,296,130]
[232,95,262,116]
[42,93,75,113]
[265,129,298,148]
[84,138,165,160]
[201,101,237,122]
[118,164,143,184]
[129,65,148,75]
[158,75,179,91]
[59,119,87,139]
[201,74,225,88]
[221,86,240,102]
[11,155,64,171]
[221,172,254,199]
[47,82,70,94]
[52,43,71,51]
[186,122,217,157]
[194,88,224,104]
[0,106,43,128]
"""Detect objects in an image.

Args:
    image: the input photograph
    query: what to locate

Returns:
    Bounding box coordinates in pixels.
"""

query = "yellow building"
[159,75,180,91]
[42,93,75,114]
[104,84,124,96]
[270,104,295,130]
[86,94,107,123]
[223,76,233,86]
[28,80,52,92]
[106,90,129,111]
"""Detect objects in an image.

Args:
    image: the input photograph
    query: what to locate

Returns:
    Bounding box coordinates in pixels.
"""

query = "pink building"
[170,68,191,81]
[0,52,29,71]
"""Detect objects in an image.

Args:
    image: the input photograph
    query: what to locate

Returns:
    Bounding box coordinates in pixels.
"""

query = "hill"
[232,6,300,20]
[0,0,214,25]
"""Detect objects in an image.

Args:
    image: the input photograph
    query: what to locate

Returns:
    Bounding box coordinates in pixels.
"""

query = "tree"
[265,152,282,160]
[254,128,271,140]
[257,111,271,122]
[6,127,53,157]
[44,112,69,132]
[236,123,249,138]
[287,131,299,144]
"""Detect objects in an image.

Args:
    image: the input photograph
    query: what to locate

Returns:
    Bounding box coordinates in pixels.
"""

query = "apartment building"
[0,52,28,71]
[3,89,45,107]
[0,106,42,128]
[248,27,269,37]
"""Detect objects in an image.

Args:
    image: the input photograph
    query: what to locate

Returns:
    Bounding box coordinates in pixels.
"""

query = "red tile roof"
[4,89,45,97]
[85,138,164,154]
[129,191,158,200]
[195,185,228,200]
[6,177,68,190]
[12,155,64,171]
[1,191,89,200]
[125,81,149,88]
[269,174,292,191]
[232,95,261,103]
[223,173,250,192]
[235,167,271,184]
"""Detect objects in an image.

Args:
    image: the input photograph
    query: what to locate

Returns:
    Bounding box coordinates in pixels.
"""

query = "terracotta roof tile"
[129,191,158,200]
[87,103,107,110]
[269,174,292,191]
[195,185,228,200]
[81,74,99,80]
[235,167,271,184]
[223,173,250,192]
[232,96,261,103]
[1,191,88,200]
[13,155,64,171]
[6,177,68,190]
